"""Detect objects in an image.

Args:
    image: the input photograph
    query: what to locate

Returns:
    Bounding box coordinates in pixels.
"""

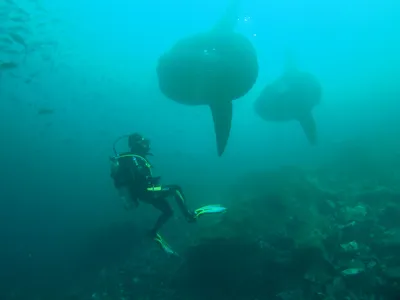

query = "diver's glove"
[154,233,178,256]
[194,204,227,219]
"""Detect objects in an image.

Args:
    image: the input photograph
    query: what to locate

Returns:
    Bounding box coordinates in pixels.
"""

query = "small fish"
[33,40,58,48]
[41,53,51,61]
[38,108,54,115]
[24,71,40,84]
[29,71,40,78]
[35,4,47,13]
[16,8,29,16]
[8,73,20,78]
[0,37,13,44]
[0,61,18,69]
[36,22,47,29]
[1,48,20,55]
[8,25,31,34]
[9,32,27,48]
[10,16,27,23]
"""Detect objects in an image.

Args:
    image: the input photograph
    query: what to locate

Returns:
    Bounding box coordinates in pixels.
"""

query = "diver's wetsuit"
[111,152,195,235]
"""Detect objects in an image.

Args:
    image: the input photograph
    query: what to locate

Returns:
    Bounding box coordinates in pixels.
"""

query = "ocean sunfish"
[156,0,259,156]
[254,51,321,144]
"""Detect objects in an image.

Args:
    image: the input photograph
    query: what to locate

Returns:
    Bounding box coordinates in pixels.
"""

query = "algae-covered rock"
[383,266,400,281]
[172,167,339,299]
[172,237,272,299]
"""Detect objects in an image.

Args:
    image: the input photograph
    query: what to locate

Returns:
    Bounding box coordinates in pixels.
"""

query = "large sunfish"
[156,0,259,156]
[254,51,321,144]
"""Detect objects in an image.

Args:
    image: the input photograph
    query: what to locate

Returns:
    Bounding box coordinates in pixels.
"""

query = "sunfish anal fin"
[209,101,233,156]
[297,112,317,145]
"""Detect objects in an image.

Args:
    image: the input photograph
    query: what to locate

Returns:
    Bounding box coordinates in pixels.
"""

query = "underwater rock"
[343,204,368,222]
[340,240,359,252]
[379,202,400,228]
[357,187,397,204]
[171,237,272,299]
[276,289,304,300]
[381,230,400,251]
[382,266,400,281]
[342,267,365,276]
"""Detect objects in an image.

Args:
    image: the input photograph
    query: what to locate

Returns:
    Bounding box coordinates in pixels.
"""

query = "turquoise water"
[1,0,400,299]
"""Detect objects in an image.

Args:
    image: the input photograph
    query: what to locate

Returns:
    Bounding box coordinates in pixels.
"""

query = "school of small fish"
[0,0,61,79]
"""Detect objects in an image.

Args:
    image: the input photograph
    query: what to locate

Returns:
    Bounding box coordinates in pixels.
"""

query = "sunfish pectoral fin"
[209,101,233,156]
[297,112,317,145]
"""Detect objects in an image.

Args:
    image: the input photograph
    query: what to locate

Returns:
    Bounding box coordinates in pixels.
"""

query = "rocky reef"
[169,142,400,300]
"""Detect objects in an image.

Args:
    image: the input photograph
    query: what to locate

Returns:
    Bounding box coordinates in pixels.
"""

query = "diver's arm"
[135,160,160,186]
[117,186,139,209]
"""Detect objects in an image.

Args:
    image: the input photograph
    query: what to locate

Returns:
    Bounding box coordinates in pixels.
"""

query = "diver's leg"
[165,185,196,222]
[149,197,174,236]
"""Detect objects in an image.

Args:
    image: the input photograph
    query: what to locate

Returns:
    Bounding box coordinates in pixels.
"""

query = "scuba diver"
[110,133,226,255]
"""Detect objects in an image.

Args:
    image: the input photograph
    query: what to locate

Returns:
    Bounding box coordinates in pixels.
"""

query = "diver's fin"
[213,0,240,32]
[194,205,227,218]
[154,233,179,256]
[297,112,317,145]
[209,101,233,156]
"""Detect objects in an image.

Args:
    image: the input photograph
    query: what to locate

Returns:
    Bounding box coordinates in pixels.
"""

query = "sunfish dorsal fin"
[213,0,241,32]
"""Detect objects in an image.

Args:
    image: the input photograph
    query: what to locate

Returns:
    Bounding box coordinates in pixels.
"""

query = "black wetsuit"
[111,152,195,234]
